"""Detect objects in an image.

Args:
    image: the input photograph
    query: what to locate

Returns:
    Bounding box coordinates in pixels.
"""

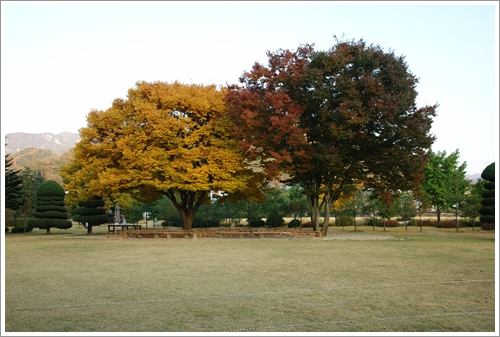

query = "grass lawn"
[3,225,497,333]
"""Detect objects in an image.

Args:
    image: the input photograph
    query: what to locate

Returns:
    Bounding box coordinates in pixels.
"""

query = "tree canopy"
[421,149,467,224]
[61,81,254,230]
[226,37,437,235]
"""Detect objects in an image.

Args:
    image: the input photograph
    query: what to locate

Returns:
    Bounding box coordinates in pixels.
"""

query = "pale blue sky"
[1,1,498,175]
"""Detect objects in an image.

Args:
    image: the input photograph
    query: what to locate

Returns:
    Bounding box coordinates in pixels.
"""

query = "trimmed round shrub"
[72,208,109,216]
[436,221,461,228]
[481,163,495,181]
[33,211,70,219]
[248,217,265,228]
[302,221,313,228]
[479,163,495,225]
[37,180,66,197]
[484,182,495,190]
[11,226,33,233]
[481,198,495,206]
[409,219,418,227]
[386,220,399,227]
[266,213,284,228]
[482,190,495,199]
[27,218,46,227]
[288,219,302,228]
[35,205,68,213]
[73,214,109,224]
[49,219,72,229]
[479,215,495,224]
[481,223,495,230]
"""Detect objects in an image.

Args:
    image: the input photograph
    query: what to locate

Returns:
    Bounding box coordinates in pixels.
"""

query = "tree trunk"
[87,225,93,235]
[46,226,51,234]
[180,211,195,230]
[436,207,441,225]
[166,190,207,231]
[321,198,334,237]
[307,194,320,232]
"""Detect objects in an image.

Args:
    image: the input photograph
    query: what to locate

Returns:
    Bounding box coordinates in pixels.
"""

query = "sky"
[1,1,498,175]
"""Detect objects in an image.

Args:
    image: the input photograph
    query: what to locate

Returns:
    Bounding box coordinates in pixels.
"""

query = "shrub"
[288,219,302,228]
[266,213,284,228]
[386,220,399,227]
[161,216,182,228]
[436,221,461,229]
[461,220,481,228]
[481,223,495,230]
[302,221,313,228]
[247,217,265,228]
[409,219,418,227]
[192,219,220,228]
[11,226,33,233]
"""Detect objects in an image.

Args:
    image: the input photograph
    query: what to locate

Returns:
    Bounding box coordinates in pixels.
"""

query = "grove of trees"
[5,37,493,234]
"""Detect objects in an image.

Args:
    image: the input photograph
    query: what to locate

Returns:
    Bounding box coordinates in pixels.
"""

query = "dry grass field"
[3,224,497,333]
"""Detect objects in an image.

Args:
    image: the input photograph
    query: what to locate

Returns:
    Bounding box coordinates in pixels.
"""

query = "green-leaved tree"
[421,149,467,225]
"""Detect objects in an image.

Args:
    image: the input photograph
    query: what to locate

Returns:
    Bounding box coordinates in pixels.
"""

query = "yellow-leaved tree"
[61,81,252,230]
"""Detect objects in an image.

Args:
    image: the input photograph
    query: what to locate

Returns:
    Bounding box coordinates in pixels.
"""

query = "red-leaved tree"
[226,37,437,235]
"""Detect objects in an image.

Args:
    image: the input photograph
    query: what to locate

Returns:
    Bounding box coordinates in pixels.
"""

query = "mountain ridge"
[5,131,80,155]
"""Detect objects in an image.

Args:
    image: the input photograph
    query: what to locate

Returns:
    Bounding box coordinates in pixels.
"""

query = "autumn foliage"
[61,81,252,230]
[226,37,437,235]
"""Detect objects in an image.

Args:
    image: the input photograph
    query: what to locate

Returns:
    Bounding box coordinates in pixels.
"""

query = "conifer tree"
[5,154,24,211]
[28,180,72,234]
[479,162,495,228]
[71,196,109,234]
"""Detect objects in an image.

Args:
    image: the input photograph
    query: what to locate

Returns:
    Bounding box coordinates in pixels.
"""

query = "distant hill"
[6,147,74,185]
[5,131,80,155]
[465,173,482,183]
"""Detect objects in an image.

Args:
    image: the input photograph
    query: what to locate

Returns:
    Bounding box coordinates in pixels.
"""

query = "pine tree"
[5,154,24,211]
[71,196,109,234]
[27,180,72,234]
[479,163,495,228]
